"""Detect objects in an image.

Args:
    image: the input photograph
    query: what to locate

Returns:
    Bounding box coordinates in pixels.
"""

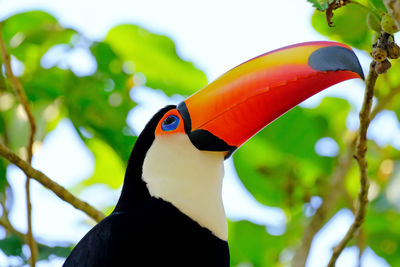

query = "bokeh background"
[0,0,399,266]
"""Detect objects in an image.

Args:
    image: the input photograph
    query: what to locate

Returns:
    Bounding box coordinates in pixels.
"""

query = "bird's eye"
[161,115,180,131]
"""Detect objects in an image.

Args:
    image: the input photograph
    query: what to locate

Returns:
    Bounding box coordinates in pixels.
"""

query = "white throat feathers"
[142,133,228,241]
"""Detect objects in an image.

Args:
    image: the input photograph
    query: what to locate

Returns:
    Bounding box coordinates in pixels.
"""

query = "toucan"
[63,41,364,267]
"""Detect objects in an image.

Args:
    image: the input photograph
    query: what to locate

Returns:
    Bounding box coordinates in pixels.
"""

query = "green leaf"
[90,41,130,93]
[80,138,126,189]
[368,0,387,12]
[307,97,351,148]
[0,65,6,92]
[65,72,136,161]
[2,11,76,73]
[0,158,7,195]
[0,234,23,256]
[2,11,58,41]
[58,41,137,161]
[228,220,285,267]
[233,102,340,208]
[1,99,59,152]
[23,67,67,102]
[375,61,400,122]
[20,40,136,161]
[365,208,400,265]
[37,244,71,261]
[311,3,373,51]
[105,24,207,96]
[363,162,400,266]
[345,143,400,200]
[344,163,361,198]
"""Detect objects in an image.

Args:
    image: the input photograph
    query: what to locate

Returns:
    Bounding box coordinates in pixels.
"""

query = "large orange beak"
[177,41,364,156]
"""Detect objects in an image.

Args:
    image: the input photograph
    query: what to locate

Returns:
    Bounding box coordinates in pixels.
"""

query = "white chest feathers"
[142,133,228,241]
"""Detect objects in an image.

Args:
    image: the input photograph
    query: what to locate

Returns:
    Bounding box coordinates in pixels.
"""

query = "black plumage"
[63,105,229,267]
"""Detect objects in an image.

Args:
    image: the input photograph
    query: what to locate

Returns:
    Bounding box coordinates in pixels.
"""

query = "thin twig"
[0,198,25,240]
[0,216,24,239]
[327,63,378,267]
[1,196,73,263]
[0,72,8,145]
[293,69,399,266]
[0,143,105,223]
[356,228,366,267]
[0,24,36,163]
[25,174,36,265]
[0,23,37,266]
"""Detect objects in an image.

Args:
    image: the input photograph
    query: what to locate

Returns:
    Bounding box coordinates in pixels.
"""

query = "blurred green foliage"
[229,220,286,267]
[234,98,350,209]
[0,10,207,264]
[312,3,373,51]
[105,25,207,96]
[0,234,23,257]
[0,1,400,266]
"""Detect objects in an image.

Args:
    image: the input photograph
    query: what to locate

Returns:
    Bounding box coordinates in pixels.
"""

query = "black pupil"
[164,116,176,125]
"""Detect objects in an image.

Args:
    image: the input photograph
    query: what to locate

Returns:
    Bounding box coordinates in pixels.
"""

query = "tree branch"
[292,137,356,267]
[293,62,398,266]
[0,23,37,266]
[356,228,366,267]
[0,143,105,223]
[0,214,72,262]
[0,198,26,241]
[327,63,378,267]
[1,196,72,263]
[0,24,36,163]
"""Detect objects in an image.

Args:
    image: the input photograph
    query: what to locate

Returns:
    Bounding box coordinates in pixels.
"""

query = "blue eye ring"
[161,115,180,131]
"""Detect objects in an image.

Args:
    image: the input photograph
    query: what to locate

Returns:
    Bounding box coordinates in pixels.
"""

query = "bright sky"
[0,0,395,266]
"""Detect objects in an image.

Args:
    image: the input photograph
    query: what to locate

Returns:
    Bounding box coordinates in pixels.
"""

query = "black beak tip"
[308,46,365,80]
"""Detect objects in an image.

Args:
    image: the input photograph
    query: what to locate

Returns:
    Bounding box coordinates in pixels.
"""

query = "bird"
[63,41,364,267]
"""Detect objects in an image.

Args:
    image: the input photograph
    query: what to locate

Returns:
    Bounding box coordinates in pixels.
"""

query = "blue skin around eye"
[162,115,180,131]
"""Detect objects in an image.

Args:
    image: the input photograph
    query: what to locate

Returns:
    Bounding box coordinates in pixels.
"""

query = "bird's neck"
[142,134,228,241]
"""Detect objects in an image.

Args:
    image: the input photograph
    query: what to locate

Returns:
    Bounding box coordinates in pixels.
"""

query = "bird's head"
[151,41,363,157]
[120,41,364,240]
